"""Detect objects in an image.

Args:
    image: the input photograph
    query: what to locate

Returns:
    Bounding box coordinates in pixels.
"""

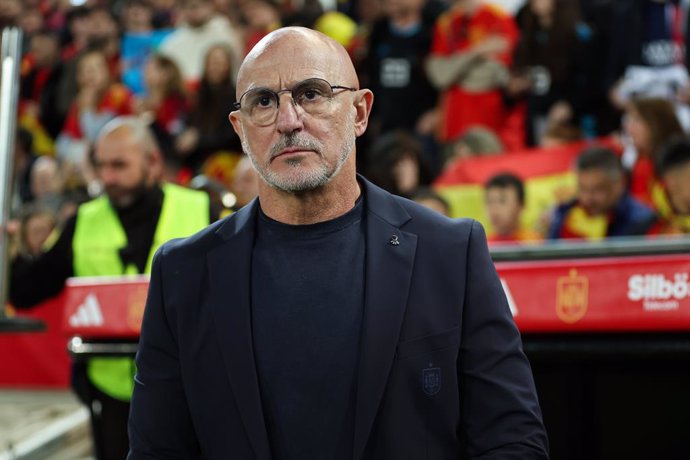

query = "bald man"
[128,27,548,459]
[10,116,212,460]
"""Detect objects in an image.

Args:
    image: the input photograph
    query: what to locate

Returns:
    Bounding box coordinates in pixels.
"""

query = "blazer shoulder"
[156,208,247,263]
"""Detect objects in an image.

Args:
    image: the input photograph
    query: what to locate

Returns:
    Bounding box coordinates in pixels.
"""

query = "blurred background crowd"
[4,0,690,259]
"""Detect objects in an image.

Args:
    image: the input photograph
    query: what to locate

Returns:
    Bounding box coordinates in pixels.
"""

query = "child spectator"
[485,172,540,243]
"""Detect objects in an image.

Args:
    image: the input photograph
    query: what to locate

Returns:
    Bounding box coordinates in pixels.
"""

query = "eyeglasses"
[233,77,358,126]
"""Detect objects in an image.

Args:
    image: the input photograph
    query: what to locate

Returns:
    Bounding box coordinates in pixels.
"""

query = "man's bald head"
[236,27,359,94]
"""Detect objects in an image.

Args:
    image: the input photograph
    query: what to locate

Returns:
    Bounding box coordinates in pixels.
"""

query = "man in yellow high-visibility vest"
[10,116,211,460]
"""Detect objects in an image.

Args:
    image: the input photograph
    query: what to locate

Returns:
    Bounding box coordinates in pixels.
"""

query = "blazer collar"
[354,177,417,459]
[207,200,272,460]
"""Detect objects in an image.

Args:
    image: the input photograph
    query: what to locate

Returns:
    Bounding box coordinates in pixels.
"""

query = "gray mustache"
[270,134,323,159]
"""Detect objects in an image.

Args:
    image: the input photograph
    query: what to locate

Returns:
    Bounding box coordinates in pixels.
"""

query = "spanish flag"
[433,138,620,235]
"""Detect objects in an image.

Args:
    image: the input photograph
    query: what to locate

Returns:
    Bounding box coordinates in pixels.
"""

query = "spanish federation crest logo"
[423,366,441,396]
[556,269,589,324]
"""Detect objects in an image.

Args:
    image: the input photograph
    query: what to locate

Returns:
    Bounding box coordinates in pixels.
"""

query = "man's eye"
[303,89,319,100]
[297,87,325,102]
[257,95,273,107]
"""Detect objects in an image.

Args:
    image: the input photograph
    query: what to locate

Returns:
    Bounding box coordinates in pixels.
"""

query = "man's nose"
[99,166,116,185]
[275,93,304,133]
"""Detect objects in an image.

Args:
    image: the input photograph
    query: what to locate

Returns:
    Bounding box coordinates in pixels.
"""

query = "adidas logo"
[69,293,104,327]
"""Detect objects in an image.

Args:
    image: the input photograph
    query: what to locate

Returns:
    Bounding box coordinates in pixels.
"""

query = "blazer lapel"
[206,201,272,460]
[353,180,418,460]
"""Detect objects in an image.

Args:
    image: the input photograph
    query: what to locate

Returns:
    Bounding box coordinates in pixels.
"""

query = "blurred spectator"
[443,125,504,168]
[28,155,79,223]
[240,0,282,55]
[485,172,540,243]
[426,0,518,144]
[150,0,178,28]
[158,0,242,87]
[539,121,582,148]
[364,130,433,197]
[56,49,134,170]
[61,6,93,61]
[122,0,155,34]
[30,156,63,204]
[607,0,690,127]
[547,146,656,240]
[175,44,241,171]
[649,136,690,234]
[121,0,174,96]
[20,30,66,139]
[17,206,57,259]
[88,6,122,79]
[411,186,450,216]
[0,0,21,28]
[55,6,95,120]
[231,155,259,210]
[622,97,684,206]
[365,0,440,138]
[135,54,188,141]
[511,0,595,146]
[19,7,45,45]
[13,128,38,208]
[10,116,213,460]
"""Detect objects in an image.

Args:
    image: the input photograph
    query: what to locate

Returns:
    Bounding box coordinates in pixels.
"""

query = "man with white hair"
[10,116,211,460]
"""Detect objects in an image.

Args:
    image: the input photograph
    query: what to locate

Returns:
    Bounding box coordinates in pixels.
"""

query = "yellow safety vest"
[72,183,209,401]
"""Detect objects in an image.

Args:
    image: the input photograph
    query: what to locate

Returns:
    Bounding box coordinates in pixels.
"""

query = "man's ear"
[148,147,164,182]
[353,89,374,138]
[229,111,244,142]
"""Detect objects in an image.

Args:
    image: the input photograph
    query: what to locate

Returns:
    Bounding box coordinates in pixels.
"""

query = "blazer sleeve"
[128,245,202,459]
[459,221,549,459]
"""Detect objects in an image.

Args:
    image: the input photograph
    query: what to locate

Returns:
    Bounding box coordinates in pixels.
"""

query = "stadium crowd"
[3,0,690,254]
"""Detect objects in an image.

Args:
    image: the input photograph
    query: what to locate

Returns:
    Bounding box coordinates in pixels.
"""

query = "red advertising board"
[58,254,690,338]
[62,275,149,339]
[496,254,690,332]
[3,253,690,388]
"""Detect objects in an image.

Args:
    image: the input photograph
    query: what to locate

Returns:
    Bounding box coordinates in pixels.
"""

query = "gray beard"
[242,124,356,193]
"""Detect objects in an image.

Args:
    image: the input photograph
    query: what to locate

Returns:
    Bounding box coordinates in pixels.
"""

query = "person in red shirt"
[426,0,518,145]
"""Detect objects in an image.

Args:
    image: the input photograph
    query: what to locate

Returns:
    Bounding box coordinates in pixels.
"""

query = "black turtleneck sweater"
[11,186,175,309]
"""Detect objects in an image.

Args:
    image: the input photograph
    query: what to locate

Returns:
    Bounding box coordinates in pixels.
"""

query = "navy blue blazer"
[128,178,548,459]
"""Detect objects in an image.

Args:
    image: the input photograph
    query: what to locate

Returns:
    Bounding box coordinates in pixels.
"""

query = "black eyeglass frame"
[232,78,358,113]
